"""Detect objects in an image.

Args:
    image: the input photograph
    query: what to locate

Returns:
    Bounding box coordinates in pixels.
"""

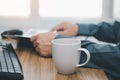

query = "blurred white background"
[0,0,119,32]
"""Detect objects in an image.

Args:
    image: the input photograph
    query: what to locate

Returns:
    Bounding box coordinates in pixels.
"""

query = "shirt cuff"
[77,24,91,36]
[55,34,71,39]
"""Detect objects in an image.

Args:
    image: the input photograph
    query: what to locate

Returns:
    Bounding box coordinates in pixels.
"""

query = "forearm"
[77,24,98,36]
[77,21,120,43]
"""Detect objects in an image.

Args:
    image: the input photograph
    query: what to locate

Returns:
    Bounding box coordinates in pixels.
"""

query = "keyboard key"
[0,46,8,72]
[3,48,14,73]
[0,41,24,80]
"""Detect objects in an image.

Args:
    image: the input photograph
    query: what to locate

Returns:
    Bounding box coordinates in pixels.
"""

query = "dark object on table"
[1,29,23,38]
[0,41,24,80]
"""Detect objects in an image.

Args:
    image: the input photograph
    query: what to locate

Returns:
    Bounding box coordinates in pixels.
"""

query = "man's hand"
[51,21,78,36]
[30,32,56,57]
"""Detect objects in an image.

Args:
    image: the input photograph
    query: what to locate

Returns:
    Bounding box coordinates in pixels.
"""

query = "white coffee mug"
[52,38,90,74]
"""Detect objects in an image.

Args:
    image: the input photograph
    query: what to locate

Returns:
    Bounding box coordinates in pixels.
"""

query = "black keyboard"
[0,41,24,80]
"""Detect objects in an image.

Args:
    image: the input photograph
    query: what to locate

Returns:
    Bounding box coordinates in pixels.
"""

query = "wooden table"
[16,48,108,80]
[3,39,108,80]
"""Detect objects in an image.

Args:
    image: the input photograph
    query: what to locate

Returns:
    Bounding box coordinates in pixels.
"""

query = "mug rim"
[52,38,81,45]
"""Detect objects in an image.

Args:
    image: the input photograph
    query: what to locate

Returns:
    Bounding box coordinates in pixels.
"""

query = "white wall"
[0,0,119,33]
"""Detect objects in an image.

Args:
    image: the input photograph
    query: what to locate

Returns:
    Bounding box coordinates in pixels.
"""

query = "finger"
[50,25,60,32]
[39,45,50,51]
[33,39,41,48]
[40,50,50,57]
[35,46,41,52]
[50,22,65,32]
[57,30,66,35]
[38,45,52,56]
[56,22,67,32]
[36,49,47,56]
[30,34,38,42]
[33,41,38,48]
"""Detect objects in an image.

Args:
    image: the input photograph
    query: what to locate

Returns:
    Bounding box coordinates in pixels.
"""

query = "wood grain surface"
[16,49,108,80]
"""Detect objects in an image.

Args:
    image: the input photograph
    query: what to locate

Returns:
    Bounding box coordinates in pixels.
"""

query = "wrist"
[74,24,79,36]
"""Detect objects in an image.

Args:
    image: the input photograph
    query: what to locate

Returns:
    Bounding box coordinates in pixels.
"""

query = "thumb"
[50,27,56,32]
[50,26,59,32]
[50,26,64,32]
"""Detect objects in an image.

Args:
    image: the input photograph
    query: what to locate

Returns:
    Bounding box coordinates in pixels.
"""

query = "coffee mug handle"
[76,48,90,67]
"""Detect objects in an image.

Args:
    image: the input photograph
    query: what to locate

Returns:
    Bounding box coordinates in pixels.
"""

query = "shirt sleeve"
[77,21,120,43]
[55,34,71,39]
[80,40,120,80]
